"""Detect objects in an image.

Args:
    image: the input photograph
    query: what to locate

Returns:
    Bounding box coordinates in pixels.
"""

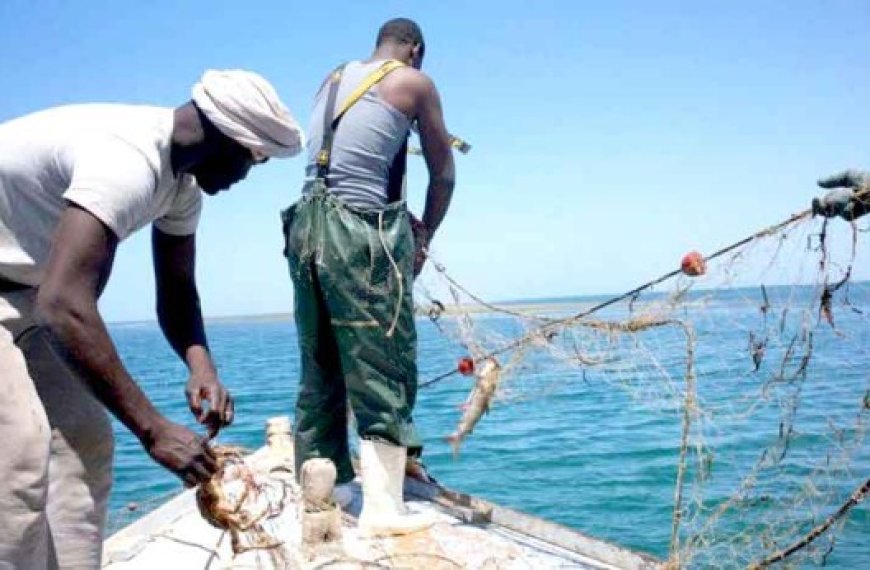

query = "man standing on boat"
[282,18,455,536]
[0,70,302,569]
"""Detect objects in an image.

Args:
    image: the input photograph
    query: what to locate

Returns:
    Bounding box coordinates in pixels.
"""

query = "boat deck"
[103,420,663,569]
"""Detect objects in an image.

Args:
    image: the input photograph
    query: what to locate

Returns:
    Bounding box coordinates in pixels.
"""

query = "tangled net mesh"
[195,446,294,558]
[415,203,869,569]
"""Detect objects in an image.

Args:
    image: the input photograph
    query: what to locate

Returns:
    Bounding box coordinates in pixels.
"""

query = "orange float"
[681,251,707,276]
[457,357,475,376]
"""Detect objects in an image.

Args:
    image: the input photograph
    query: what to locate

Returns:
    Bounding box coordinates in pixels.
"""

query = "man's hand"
[818,169,869,190]
[186,371,234,438]
[409,215,431,277]
[144,421,218,486]
[813,170,870,220]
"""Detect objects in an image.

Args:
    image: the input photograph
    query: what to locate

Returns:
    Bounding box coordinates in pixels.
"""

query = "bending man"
[0,70,302,569]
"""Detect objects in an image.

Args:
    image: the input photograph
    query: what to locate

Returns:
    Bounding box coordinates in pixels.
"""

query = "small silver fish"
[446,358,501,454]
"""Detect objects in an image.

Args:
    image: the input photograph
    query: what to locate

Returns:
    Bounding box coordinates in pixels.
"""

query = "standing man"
[0,70,302,569]
[282,18,455,536]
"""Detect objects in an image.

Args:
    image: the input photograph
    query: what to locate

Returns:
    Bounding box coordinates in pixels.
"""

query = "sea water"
[106,294,868,568]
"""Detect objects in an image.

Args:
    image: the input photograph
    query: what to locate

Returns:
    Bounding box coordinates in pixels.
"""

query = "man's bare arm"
[153,228,233,436]
[37,205,161,439]
[415,77,456,237]
[35,204,217,484]
[153,229,207,355]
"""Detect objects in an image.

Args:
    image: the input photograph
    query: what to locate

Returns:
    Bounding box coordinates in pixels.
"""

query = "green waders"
[281,61,421,484]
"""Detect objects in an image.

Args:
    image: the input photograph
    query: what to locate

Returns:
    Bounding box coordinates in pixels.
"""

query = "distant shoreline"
[107,281,870,327]
[109,301,593,327]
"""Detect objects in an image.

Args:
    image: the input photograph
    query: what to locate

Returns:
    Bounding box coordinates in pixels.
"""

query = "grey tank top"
[304,60,411,209]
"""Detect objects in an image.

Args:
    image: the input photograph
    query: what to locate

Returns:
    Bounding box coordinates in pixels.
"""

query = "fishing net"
[195,446,293,557]
[414,198,869,568]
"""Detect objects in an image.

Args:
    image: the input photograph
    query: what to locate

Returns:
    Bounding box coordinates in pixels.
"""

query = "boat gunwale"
[105,463,664,569]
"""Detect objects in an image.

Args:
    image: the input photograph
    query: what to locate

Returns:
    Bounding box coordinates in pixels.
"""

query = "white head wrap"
[191,69,303,158]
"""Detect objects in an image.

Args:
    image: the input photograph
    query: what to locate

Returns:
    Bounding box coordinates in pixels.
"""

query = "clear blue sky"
[1,1,868,322]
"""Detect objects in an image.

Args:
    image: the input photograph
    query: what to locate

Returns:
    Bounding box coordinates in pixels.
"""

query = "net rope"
[415,193,869,568]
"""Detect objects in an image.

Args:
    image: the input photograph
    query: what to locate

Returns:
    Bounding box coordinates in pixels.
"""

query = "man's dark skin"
[362,34,456,274]
[34,102,257,486]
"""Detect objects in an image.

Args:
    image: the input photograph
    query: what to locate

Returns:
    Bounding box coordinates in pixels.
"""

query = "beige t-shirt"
[0,103,202,286]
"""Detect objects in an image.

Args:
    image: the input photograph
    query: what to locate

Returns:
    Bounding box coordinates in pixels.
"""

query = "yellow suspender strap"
[315,60,406,172]
[333,59,406,122]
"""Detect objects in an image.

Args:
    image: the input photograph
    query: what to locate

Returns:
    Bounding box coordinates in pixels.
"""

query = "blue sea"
[107,289,868,568]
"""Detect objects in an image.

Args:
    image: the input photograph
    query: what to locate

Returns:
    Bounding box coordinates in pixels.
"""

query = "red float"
[681,250,707,277]
[457,357,475,376]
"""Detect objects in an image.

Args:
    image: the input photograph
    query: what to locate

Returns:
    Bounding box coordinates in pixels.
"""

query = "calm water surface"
[107,292,868,568]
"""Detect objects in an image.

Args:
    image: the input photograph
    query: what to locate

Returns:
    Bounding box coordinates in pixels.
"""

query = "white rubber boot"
[357,440,436,537]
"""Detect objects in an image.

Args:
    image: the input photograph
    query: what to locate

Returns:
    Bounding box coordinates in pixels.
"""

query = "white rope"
[377,211,403,338]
